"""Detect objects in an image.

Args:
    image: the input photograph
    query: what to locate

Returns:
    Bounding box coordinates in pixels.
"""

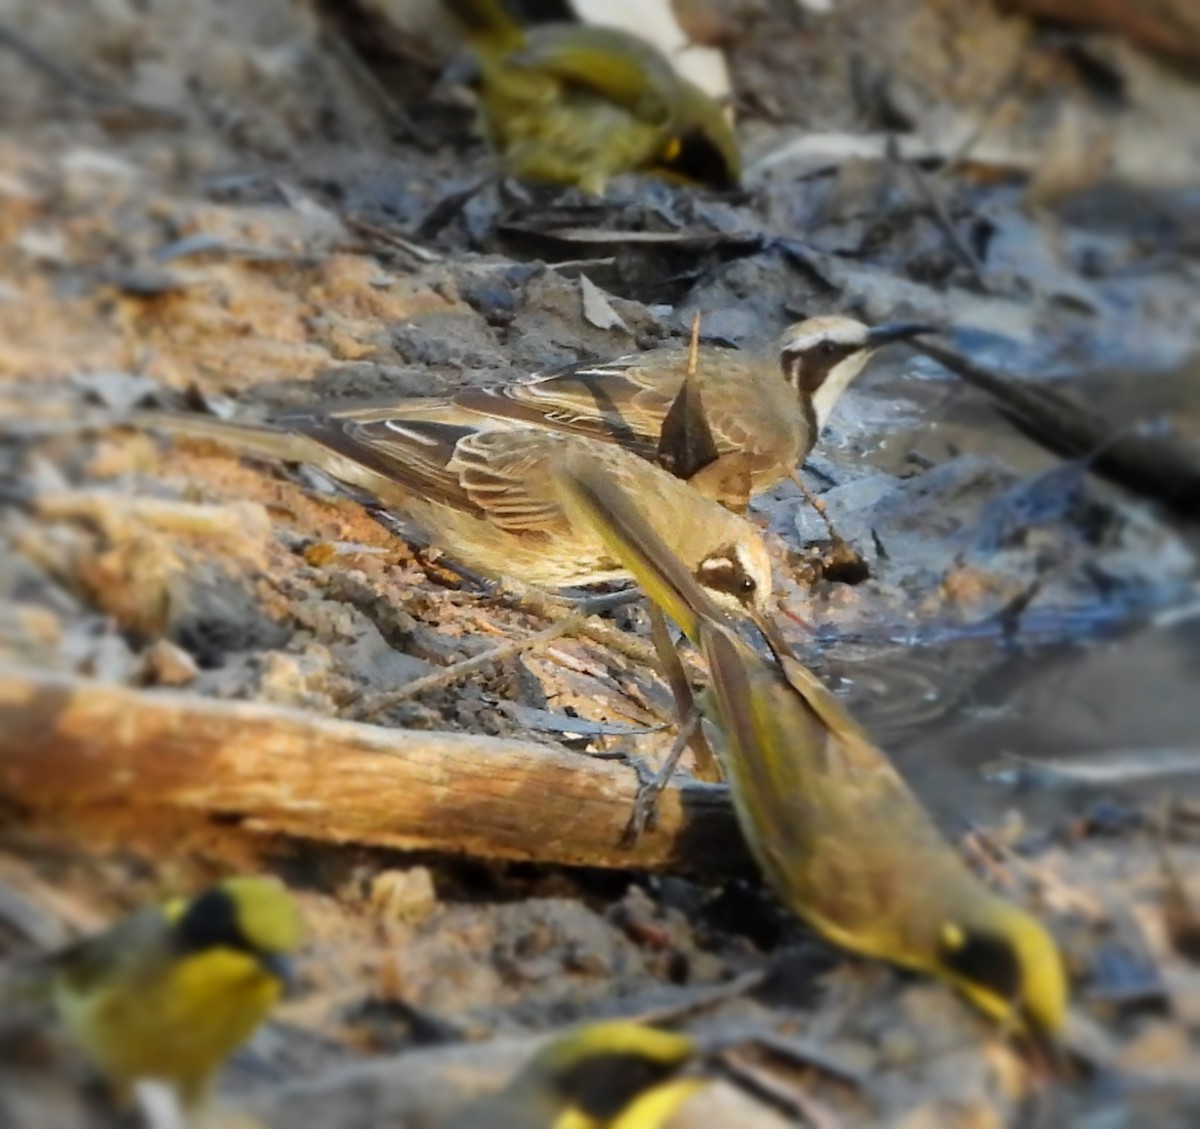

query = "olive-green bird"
[376,316,933,511]
[444,0,740,193]
[557,462,1069,1038]
[441,1020,704,1129]
[133,410,773,618]
[37,875,301,1107]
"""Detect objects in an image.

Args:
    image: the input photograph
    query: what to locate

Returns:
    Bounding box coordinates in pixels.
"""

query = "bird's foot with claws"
[608,752,668,845]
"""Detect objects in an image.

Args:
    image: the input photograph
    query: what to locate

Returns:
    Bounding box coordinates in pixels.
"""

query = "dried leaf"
[579,273,629,332]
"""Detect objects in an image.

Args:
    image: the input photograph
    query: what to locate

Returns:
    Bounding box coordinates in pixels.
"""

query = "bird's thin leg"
[791,470,869,583]
[648,603,719,783]
[621,603,721,843]
[622,709,702,845]
[790,468,841,542]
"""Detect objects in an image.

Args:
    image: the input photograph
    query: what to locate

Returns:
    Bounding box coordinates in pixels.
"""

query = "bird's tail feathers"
[132,410,313,464]
[443,0,524,51]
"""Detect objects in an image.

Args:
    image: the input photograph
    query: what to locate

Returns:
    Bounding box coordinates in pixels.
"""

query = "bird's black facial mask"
[696,549,758,608]
[781,340,862,398]
[175,888,257,958]
[655,128,737,189]
[555,1052,681,1120]
[939,925,1023,1010]
[174,887,293,984]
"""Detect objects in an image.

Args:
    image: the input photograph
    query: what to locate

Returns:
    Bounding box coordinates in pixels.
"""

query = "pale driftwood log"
[918,341,1200,518]
[0,665,749,877]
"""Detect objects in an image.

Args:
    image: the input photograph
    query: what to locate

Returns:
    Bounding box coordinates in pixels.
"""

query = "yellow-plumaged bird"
[375,316,933,512]
[557,462,1069,1037]
[444,0,740,193]
[133,410,773,620]
[44,875,301,1107]
[441,1020,705,1129]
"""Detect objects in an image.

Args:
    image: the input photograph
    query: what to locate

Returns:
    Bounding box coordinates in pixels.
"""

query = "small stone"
[368,868,438,925]
[139,639,199,686]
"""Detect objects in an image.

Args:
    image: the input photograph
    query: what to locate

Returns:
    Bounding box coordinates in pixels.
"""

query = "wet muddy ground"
[2,0,1200,1125]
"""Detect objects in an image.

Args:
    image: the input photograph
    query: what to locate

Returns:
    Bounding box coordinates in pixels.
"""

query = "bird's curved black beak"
[866,321,939,346]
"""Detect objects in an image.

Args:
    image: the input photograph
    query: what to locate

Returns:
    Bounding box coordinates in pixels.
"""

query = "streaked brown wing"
[453,353,681,455]
[285,413,488,517]
[449,430,572,536]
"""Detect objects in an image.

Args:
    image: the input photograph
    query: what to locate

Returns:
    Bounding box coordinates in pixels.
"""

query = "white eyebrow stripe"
[784,327,866,352]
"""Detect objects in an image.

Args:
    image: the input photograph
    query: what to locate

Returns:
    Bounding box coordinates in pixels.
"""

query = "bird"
[440,1019,704,1129]
[443,0,740,194]
[133,409,774,620]
[31,875,301,1108]
[556,461,1069,1038]
[378,316,934,511]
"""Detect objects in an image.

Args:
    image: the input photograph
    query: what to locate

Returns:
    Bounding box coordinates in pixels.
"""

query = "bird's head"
[169,876,302,987]
[778,317,935,432]
[694,535,773,620]
[935,898,1067,1039]
[531,1021,697,1121]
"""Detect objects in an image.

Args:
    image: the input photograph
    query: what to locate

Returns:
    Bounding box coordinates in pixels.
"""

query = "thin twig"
[887,137,989,288]
[965,825,1105,921]
[354,614,586,718]
[718,1052,845,1129]
[935,52,1028,181]
[352,590,655,717]
[917,340,1200,519]
[633,969,767,1028]
[496,584,663,668]
[316,24,423,143]
[346,215,442,263]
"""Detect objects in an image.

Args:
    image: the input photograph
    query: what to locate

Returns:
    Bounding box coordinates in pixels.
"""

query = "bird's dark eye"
[819,341,840,356]
[739,577,757,593]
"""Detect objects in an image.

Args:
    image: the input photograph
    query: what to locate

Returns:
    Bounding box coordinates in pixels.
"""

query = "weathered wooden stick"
[919,341,1200,518]
[0,666,749,877]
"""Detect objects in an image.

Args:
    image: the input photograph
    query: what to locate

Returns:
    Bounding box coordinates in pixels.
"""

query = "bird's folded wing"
[455,356,677,455]
[292,415,487,517]
[449,430,571,535]
[49,908,167,992]
[506,26,674,122]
